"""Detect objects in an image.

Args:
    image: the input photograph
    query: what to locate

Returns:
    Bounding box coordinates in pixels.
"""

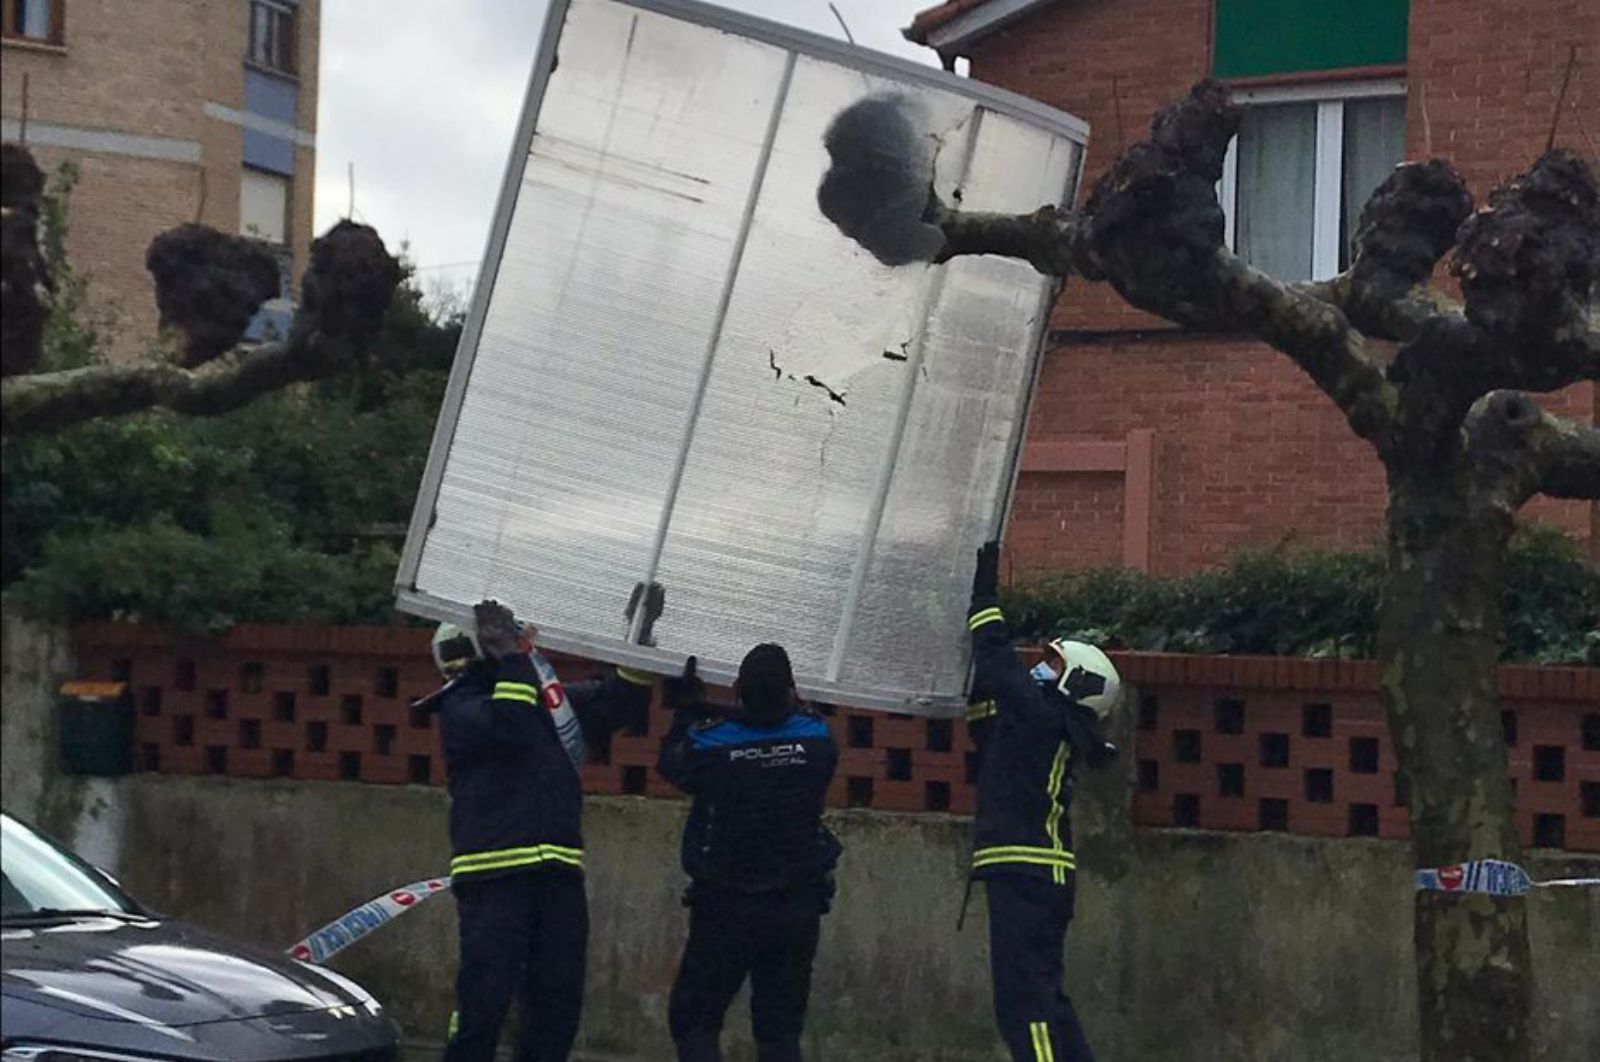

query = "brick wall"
[963,0,1599,573]
[70,623,1600,852]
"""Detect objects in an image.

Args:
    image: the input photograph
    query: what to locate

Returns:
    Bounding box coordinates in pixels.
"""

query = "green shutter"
[1214,0,1408,79]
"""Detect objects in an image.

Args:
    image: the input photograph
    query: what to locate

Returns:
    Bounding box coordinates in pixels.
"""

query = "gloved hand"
[970,540,1001,611]
[663,656,705,713]
[472,599,522,661]
[626,581,666,647]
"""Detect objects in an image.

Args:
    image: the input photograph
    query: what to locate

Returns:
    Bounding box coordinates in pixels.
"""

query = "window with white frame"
[240,168,290,245]
[247,0,295,75]
[1220,81,1406,282]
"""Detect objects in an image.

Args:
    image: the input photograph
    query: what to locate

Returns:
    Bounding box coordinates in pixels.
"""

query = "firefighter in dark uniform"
[966,542,1121,1062]
[423,596,659,1062]
[657,644,841,1062]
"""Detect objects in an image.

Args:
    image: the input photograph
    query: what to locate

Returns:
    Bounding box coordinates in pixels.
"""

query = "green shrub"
[1001,530,1597,665]
[2,259,458,633]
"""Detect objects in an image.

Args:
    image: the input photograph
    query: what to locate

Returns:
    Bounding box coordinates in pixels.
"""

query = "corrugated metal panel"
[397,0,1088,713]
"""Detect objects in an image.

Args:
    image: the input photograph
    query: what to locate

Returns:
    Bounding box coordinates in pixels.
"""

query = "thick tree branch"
[2,339,348,434]
[926,201,1085,276]
[1,219,401,437]
[908,85,1401,450]
[1464,390,1600,512]
[1527,412,1600,500]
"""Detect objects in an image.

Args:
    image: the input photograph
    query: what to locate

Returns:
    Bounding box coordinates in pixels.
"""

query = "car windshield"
[1,813,136,920]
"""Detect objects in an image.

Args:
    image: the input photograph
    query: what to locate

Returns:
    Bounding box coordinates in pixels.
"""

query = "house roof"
[903,0,1060,53]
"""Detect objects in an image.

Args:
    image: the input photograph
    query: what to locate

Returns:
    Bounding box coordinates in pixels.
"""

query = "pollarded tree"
[0,143,403,437]
[818,81,1597,1062]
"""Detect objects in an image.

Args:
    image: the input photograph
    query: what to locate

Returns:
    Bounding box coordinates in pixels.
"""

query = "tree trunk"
[1378,482,1532,1062]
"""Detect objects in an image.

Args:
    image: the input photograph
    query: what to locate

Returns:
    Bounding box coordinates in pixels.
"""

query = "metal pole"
[627,51,799,643]
[824,107,986,682]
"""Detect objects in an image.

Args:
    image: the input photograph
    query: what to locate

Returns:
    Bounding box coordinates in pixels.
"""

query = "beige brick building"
[2,0,320,359]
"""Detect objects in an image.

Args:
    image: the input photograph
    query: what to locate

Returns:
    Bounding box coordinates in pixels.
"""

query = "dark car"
[1,812,400,1061]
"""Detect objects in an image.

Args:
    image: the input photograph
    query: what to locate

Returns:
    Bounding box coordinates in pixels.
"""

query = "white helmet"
[431,622,481,676]
[1043,638,1122,720]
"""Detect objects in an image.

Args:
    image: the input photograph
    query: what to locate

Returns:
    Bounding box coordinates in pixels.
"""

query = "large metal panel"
[397,0,1089,714]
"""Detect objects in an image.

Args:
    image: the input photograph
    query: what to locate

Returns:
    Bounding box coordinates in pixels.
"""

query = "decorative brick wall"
[71,623,1599,852]
[1124,654,1600,852]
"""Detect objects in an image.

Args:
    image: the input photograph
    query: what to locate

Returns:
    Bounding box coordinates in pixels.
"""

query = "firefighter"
[657,644,841,1062]
[423,595,659,1062]
[965,542,1121,1062]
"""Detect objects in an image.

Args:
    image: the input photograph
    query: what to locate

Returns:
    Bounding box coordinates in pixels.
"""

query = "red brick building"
[907,0,1598,575]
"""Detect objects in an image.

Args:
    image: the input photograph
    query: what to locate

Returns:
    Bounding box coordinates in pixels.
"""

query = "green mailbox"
[58,680,135,776]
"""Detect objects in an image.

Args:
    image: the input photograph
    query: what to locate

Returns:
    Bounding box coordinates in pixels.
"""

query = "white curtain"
[1236,102,1318,282]
[1341,96,1407,268]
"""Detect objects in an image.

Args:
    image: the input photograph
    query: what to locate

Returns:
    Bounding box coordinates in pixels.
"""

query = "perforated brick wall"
[71,624,1597,851]
[1124,654,1600,852]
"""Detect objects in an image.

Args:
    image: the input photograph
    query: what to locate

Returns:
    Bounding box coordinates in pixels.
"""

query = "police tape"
[287,877,452,965]
[1415,859,1600,898]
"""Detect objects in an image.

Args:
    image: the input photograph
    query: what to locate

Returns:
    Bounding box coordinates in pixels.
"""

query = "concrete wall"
[82,776,1600,1062]
[1,604,72,824]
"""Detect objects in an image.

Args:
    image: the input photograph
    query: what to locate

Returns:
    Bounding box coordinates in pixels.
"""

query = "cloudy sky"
[313,0,939,303]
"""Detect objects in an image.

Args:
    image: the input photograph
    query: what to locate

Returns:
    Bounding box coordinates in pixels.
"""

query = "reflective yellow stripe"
[965,699,997,723]
[452,843,584,866]
[972,846,1076,869]
[1045,742,1070,885]
[974,845,1077,860]
[968,607,1004,631]
[453,852,583,875]
[616,666,652,687]
[1032,1021,1055,1062]
[450,844,585,876]
[972,854,1076,871]
[447,1010,459,1040]
[493,682,539,704]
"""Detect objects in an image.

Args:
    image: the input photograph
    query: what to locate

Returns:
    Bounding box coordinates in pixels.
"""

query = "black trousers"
[668,884,825,1062]
[444,869,588,1062]
[986,874,1095,1062]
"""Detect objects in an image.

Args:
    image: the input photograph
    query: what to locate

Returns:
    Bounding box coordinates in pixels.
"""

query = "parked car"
[1,811,400,1061]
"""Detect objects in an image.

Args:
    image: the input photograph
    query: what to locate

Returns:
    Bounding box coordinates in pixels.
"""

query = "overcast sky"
[313,1,938,302]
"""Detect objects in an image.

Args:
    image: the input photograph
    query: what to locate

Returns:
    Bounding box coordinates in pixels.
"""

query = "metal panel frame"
[395,0,1092,713]
[615,0,1089,140]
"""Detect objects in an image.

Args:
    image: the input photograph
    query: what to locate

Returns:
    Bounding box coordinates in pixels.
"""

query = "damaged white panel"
[397,0,1088,713]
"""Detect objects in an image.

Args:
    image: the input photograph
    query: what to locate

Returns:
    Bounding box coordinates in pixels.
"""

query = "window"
[240,168,289,244]
[2,0,63,44]
[247,0,296,75]
[1220,82,1406,281]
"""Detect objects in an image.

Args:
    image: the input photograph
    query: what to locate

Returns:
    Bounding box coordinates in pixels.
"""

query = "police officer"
[657,644,841,1062]
[424,596,659,1062]
[965,542,1121,1062]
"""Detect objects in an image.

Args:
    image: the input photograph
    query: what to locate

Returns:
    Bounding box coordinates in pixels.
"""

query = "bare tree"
[1,143,403,436]
[818,82,1597,1061]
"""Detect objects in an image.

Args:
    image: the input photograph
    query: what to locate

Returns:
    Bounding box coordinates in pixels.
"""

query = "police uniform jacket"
[658,706,841,895]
